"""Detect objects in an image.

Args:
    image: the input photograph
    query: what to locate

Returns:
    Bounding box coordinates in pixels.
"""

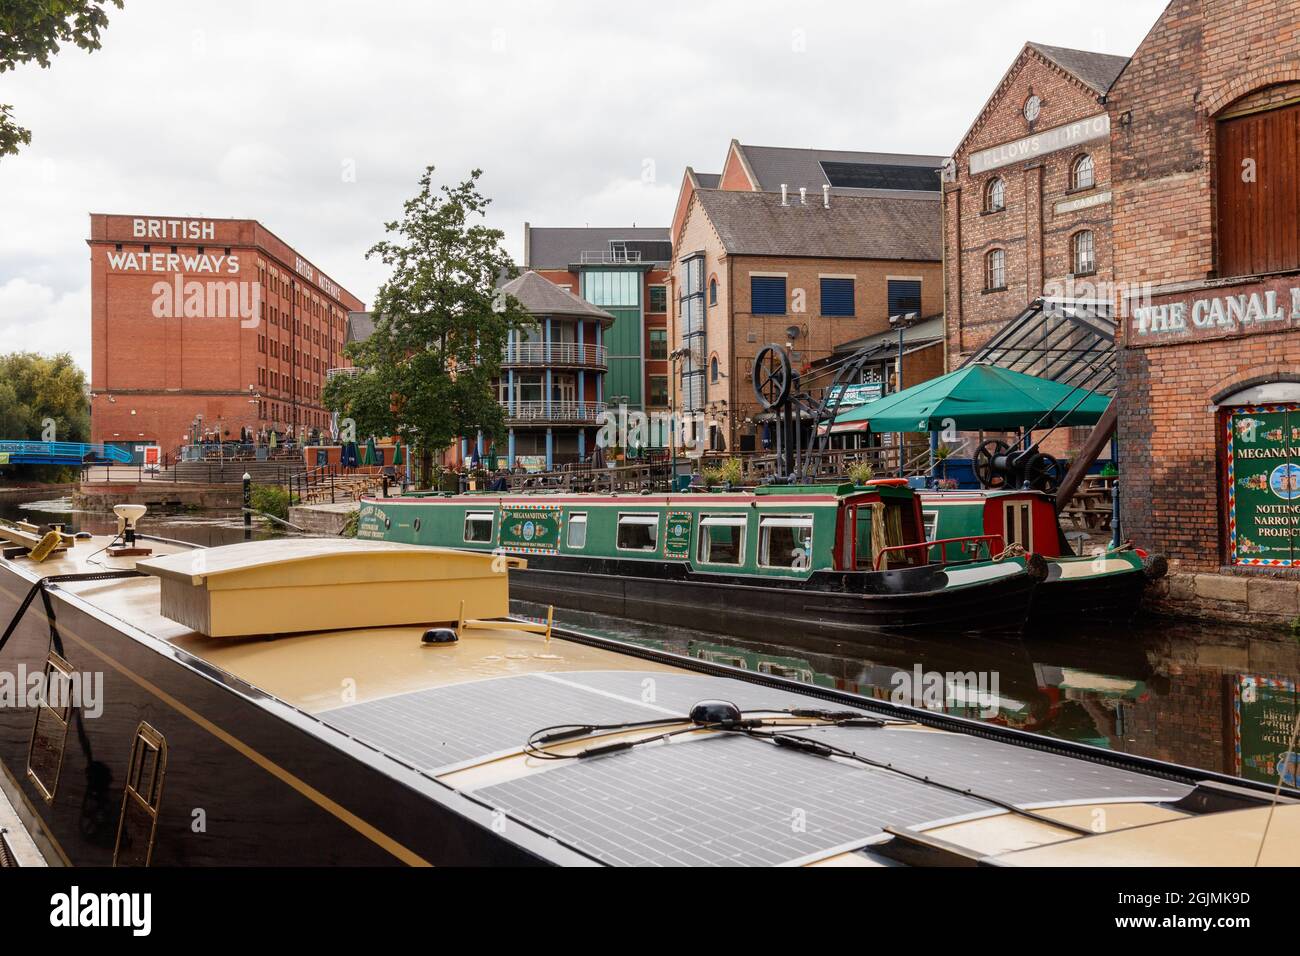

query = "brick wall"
[1111,0,1300,574]
[944,46,1115,367]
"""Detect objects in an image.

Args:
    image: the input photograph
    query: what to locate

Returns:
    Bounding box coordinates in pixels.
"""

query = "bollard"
[243,472,252,540]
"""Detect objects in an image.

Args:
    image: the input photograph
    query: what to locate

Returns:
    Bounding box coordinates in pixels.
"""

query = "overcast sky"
[0,0,1169,372]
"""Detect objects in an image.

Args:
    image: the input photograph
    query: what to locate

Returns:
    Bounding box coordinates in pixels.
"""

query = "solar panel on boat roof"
[474,734,990,867]
[317,671,864,772]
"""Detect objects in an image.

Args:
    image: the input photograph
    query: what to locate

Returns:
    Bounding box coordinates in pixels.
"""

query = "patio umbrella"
[486,443,498,471]
[830,364,1111,433]
[392,442,404,466]
[362,436,377,466]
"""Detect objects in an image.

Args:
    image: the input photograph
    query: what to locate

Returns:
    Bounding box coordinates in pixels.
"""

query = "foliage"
[0,351,89,482]
[0,1,123,157]
[702,457,744,488]
[848,461,875,485]
[324,166,527,460]
[249,484,293,520]
[338,508,360,538]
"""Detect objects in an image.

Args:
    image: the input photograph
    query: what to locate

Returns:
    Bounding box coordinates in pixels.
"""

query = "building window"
[886,279,922,316]
[750,276,786,315]
[647,285,667,313]
[708,277,718,306]
[709,356,721,383]
[984,177,1005,212]
[648,328,667,360]
[648,375,668,407]
[1071,154,1095,191]
[820,277,855,316]
[984,249,1006,291]
[1072,230,1096,275]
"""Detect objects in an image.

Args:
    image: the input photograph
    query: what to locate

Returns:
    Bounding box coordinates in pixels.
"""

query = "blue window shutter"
[750,276,786,315]
[887,279,922,316]
[820,278,855,316]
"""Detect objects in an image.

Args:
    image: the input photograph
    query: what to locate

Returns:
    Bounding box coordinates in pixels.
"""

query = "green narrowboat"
[357,481,1046,638]
[918,489,1167,625]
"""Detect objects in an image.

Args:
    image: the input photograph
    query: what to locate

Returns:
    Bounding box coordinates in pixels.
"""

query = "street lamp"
[888,312,921,478]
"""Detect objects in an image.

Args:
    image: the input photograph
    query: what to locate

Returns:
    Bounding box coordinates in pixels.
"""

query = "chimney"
[822,184,830,208]
[799,187,807,205]
[780,184,789,206]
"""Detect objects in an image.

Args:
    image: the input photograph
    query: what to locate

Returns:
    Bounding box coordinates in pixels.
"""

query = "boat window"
[464,511,494,543]
[114,723,167,867]
[568,512,587,549]
[1003,502,1033,552]
[922,511,938,541]
[616,513,659,551]
[759,515,813,570]
[697,514,746,565]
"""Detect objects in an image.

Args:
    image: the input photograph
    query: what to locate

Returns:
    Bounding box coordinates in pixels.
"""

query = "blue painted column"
[508,368,515,415]
[578,429,586,458]
[545,428,554,471]
[545,317,552,363]
[508,428,515,468]
[545,368,553,417]
[577,320,585,363]
[460,437,468,463]
[507,328,514,363]
[578,369,586,415]
[476,430,484,456]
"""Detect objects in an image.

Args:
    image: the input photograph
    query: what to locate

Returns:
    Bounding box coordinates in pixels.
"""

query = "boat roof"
[4,534,1291,867]
[372,483,912,507]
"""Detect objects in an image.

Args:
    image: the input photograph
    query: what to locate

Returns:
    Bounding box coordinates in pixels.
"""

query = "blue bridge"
[0,441,134,466]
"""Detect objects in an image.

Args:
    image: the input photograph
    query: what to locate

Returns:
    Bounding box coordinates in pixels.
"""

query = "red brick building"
[943,42,1128,370]
[1111,0,1300,619]
[88,214,364,459]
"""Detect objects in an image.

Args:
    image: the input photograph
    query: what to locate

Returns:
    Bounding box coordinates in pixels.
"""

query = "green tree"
[0,351,89,482]
[325,166,527,470]
[1,0,123,157]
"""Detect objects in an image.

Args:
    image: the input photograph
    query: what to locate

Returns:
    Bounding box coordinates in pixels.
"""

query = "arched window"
[984,177,1005,212]
[1072,230,1096,274]
[1071,154,1095,191]
[708,277,717,306]
[984,249,1005,290]
[710,356,719,383]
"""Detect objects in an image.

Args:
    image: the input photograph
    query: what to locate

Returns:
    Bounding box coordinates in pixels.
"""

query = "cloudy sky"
[0,0,1169,372]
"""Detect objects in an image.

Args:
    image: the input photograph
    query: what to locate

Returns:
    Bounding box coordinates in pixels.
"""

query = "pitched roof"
[524,225,671,270]
[832,315,945,358]
[346,311,375,345]
[690,188,941,261]
[691,171,721,188]
[1026,42,1129,94]
[732,143,945,199]
[499,270,616,322]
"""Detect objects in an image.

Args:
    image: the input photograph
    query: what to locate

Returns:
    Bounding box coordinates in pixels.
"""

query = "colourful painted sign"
[664,511,692,560]
[1233,674,1300,784]
[1226,404,1300,567]
[498,506,562,554]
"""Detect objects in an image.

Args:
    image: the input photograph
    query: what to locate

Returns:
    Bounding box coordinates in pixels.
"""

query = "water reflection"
[517,600,1300,784]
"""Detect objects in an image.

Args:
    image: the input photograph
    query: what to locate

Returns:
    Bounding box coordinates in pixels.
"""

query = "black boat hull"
[505,559,1037,639]
[1027,567,1147,629]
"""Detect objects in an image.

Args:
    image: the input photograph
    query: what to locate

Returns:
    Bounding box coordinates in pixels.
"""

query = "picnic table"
[1061,474,1115,531]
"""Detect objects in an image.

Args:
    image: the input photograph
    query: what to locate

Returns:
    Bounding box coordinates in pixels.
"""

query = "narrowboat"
[0,523,1295,867]
[918,489,1167,625]
[357,481,1046,638]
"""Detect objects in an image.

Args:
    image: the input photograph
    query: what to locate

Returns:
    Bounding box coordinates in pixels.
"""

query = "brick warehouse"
[88,214,365,459]
[1110,0,1300,623]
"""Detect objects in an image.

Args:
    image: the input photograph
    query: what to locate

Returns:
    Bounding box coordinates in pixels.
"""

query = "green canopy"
[362,436,377,466]
[392,442,404,466]
[832,364,1111,433]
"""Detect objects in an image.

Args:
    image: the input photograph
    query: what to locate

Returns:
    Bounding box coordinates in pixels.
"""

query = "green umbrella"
[361,436,377,466]
[392,442,404,466]
[486,443,498,472]
[832,364,1111,433]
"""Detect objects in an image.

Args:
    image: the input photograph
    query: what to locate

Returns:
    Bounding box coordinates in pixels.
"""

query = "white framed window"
[1072,230,1096,275]
[697,514,747,565]
[568,512,587,549]
[464,511,494,543]
[922,511,938,541]
[984,177,1005,212]
[616,513,659,551]
[759,515,814,570]
[1071,153,1095,191]
[985,249,1006,290]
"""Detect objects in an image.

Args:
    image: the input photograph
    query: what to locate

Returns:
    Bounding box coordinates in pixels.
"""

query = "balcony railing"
[326,367,361,379]
[579,249,642,264]
[505,400,607,424]
[503,343,607,368]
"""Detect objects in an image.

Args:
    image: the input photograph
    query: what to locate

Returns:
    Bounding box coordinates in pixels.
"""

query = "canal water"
[8,496,1300,787]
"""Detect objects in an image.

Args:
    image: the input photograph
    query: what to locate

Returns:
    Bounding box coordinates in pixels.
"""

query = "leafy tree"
[325,166,527,473]
[0,351,89,482]
[0,0,124,157]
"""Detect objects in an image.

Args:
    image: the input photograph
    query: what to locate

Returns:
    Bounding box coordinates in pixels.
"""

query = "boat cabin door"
[1001,499,1034,552]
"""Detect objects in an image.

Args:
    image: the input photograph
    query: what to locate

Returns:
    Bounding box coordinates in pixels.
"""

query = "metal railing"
[503,343,607,367]
[326,367,361,379]
[579,249,642,264]
[505,401,607,424]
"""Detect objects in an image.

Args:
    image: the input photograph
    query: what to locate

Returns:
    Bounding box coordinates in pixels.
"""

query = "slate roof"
[525,226,671,270]
[691,188,941,261]
[499,271,616,322]
[733,143,945,199]
[346,311,375,345]
[1026,42,1129,94]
